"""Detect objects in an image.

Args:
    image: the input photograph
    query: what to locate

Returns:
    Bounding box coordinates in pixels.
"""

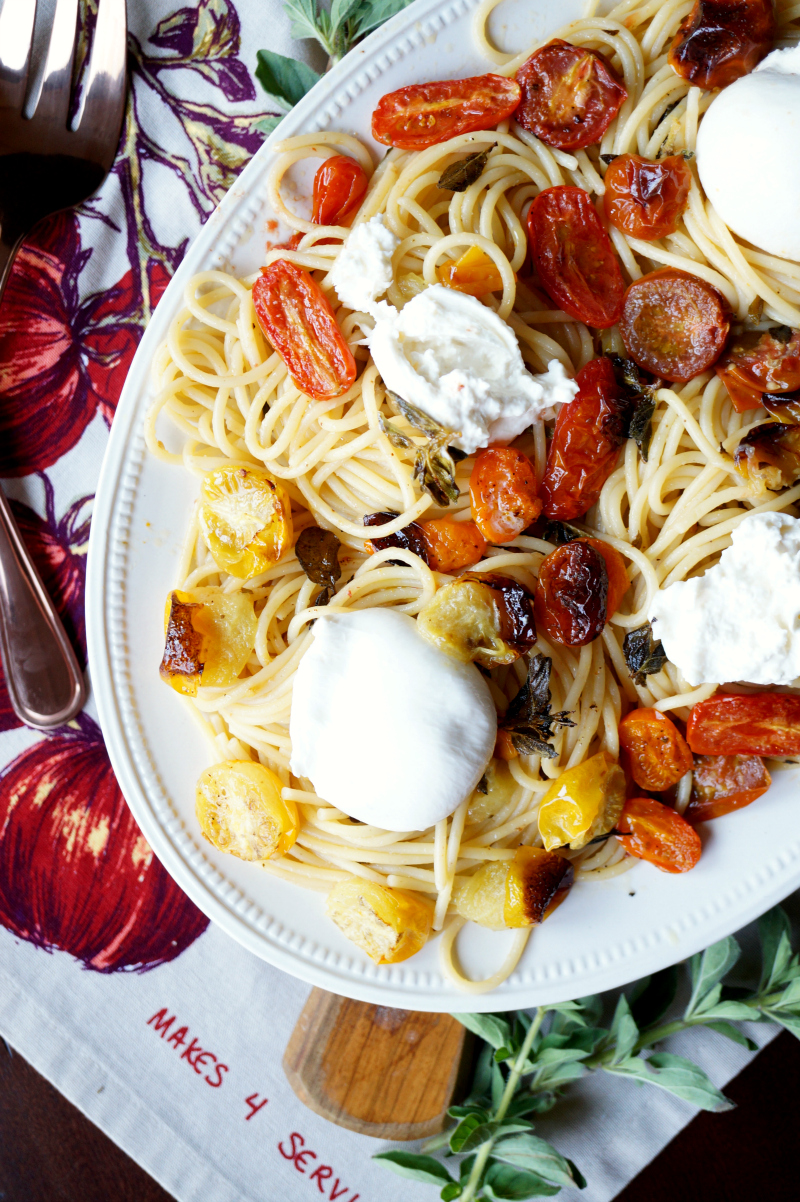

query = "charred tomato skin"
[515,39,628,151]
[619,268,730,382]
[527,187,625,329]
[603,153,692,240]
[364,511,430,563]
[716,326,800,414]
[535,540,609,646]
[541,356,631,520]
[669,0,776,91]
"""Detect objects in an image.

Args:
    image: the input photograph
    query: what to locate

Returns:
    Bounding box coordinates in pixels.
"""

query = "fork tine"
[31,0,79,131]
[73,0,127,167]
[0,0,37,116]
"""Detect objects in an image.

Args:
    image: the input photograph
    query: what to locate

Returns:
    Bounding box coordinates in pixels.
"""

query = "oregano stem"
[460,1007,546,1202]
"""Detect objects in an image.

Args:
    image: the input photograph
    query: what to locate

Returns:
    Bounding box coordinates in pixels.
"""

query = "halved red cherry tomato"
[420,519,487,572]
[515,40,627,151]
[716,327,800,414]
[312,155,369,227]
[541,357,630,520]
[371,74,521,151]
[253,261,356,400]
[535,539,608,646]
[470,448,542,544]
[582,538,629,616]
[619,707,693,792]
[604,154,691,241]
[616,796,701,874]
[686,754,771,824]
[527,187,624,328]
[619,268,729,382]
[687,693,800,756]
[669,0,776,91]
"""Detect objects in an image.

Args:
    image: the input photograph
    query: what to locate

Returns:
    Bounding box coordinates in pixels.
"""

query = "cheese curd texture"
[697,45,800,261]
[289,608,497,830]
[648,512,800,687]
[331,217,577,455]
[329,214,399,313]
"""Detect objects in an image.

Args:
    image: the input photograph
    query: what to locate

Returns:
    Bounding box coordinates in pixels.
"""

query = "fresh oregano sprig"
[255,0,416,134]
[375,906,800,1200]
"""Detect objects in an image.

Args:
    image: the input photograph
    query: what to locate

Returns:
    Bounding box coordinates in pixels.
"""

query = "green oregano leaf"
[685,936,741,1019]
[704,1020,758,1051]
[483,1162,561,1199]
[630,965,679,1028]
[255,49,321,110]
[758,906,794,991]
[452,1013,512,1050]
[492,1132,586,1188]
[381,391,461,506]
[441,1184,463,1201]
[608,995,639,1065]
[437,149,491,192]
[373,1151,455,1185]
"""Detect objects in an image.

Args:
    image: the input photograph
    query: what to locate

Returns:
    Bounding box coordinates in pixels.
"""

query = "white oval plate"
[87,0,800,1011]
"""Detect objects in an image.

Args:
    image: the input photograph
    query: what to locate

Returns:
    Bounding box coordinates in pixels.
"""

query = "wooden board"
[283,988,473,1140]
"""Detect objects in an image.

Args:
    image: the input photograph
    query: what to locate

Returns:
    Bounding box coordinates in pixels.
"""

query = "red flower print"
[0,714,209,971]
[0,212,169,476]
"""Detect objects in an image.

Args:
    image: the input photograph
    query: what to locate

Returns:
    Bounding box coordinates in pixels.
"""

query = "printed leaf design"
[150,0,255,102]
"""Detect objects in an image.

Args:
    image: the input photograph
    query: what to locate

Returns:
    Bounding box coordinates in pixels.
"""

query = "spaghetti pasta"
[147,0,800,990]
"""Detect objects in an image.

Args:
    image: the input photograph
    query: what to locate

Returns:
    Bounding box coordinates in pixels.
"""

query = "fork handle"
[0,485,86,729]
[0,227,23,298]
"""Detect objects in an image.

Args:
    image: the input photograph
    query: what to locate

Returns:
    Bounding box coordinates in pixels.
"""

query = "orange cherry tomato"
[616,795,701,874]
[603,154,691,241]
[253,261,356,401]
[437,245,506,297]
[420,519,487,572]
[619,268,730,383]
[541,357,630,520]
[371,74,521,151]
[686,693,800,757]
[716,327,800,414]
[582,538,628,616]
[515,40,627,151]
[686,755,771,824]
[535,540,608,647]
[312,155,369,227]
[669,0,776,90]
[619,707,693,792]
[470,448,542,544]
[527,187,624,329]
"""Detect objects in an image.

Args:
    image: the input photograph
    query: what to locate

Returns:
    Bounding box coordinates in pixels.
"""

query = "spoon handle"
[0,488,86,729]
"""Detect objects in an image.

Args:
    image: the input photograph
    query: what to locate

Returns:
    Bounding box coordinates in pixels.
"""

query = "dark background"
[1,1029,798,1202]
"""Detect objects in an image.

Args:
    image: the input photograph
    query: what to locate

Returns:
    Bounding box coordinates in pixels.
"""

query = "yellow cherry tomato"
[195,760,299,860]
[326,878,434,964]
[504,845,574,927]
[199,465,293,579]
[537,751,625,851]
[159,587,257,696]
[437,245,507,297]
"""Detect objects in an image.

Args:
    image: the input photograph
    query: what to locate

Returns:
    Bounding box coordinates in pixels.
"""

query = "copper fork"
[0,0,126,728]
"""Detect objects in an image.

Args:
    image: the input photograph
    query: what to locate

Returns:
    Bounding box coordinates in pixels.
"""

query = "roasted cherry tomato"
[515,39,627,151]
[541,356,630,519]
[527,187,624,329]
[687,693,800,756]
[253,261,356,400]
[582,538,629,616]
[363,510,430,562]
[420,518,487,572]
[619,268,729,382]
[716,326,800,414]
[669,0,776,91]
[603,154,691,241]
[734,422,800,493]
[312,155,369,226]
[535,539,608,646]
[616,795,701,874]
[437,245,506,297]
[371,74,521,151]
[418,572,536,667]
[619,707,693,792]
[538,750,626,850]
[686,754,771,824]
[470,447,542,544]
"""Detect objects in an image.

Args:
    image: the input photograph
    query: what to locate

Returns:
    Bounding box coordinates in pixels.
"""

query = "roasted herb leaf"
[607,354,660,462]
[295,526,342,604]
[600,152,619,165]
[500,653,575,759]
[437,149,490,192]
[543,519,583,545]
[381,390,461,506]
[623,622,667,686]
